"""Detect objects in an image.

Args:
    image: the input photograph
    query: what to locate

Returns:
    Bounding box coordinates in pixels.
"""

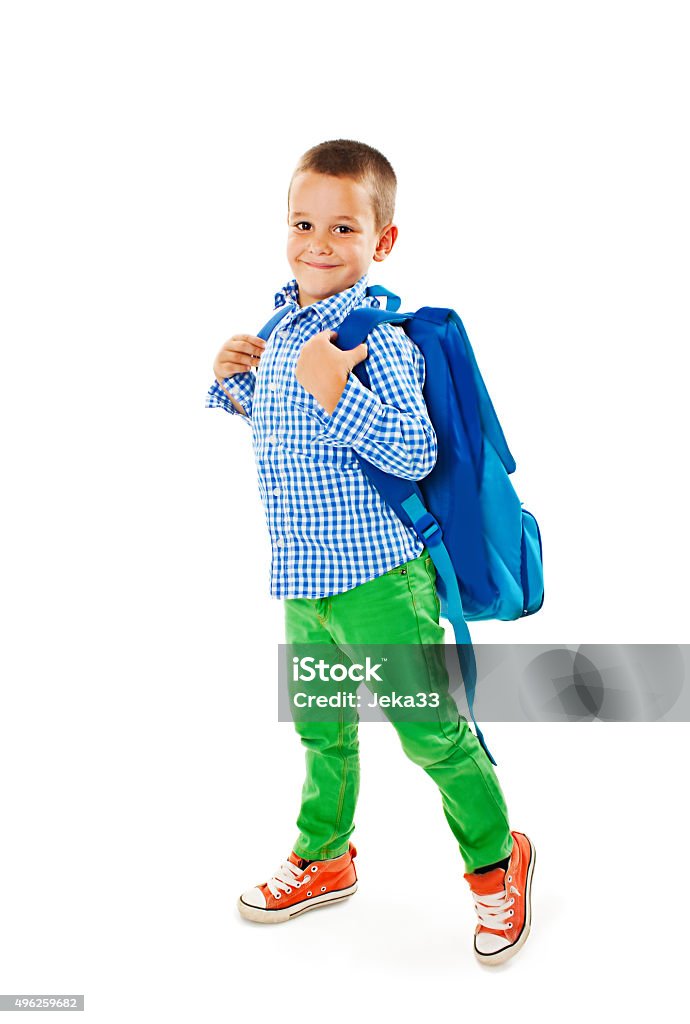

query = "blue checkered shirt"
[205,273,437,599]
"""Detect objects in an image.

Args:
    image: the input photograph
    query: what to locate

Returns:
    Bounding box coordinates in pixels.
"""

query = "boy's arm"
[295,321,437,480]
[205,370,256,423]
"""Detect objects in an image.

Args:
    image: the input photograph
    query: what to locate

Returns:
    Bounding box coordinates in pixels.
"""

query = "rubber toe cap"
[240,886,267,909]
[475,930,510,954]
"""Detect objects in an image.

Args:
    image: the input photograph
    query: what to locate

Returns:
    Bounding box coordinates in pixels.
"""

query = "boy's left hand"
[294,330,368,415]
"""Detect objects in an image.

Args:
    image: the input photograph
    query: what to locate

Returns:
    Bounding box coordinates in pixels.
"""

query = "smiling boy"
[206,139,535,966]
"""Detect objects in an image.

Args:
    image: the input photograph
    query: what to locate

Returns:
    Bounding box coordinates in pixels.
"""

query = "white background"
[1,1,688,1021]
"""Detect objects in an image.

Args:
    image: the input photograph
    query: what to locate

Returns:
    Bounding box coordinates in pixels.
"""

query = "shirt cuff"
[310,372,382,446]
[205,372,254,416]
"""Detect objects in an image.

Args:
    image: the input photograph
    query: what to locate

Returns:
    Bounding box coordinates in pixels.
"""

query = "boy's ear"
[373,223,398,263]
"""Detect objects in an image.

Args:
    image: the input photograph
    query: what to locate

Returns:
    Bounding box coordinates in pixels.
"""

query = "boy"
[206,139,535,966]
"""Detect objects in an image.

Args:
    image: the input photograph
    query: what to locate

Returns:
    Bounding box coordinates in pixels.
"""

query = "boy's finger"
[222,347,261,367]
[235,339,268,352]
[217,354,257,375]
[234,337,266,355]
[349,342,369,366]
[225,338,264,358]
[309,329,337,345]
[221,350,255,365]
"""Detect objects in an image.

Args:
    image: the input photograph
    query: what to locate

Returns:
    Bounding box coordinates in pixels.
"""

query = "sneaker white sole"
[474,838,536,967]
[237,882,358,924]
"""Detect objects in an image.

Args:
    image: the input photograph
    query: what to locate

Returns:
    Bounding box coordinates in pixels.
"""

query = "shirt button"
[267,434,277,444]
[273,487,281,496]
[276,537,284,547]
[268,382,277,392]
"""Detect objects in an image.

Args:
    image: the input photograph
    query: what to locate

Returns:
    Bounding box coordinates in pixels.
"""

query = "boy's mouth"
[302,261,339,269]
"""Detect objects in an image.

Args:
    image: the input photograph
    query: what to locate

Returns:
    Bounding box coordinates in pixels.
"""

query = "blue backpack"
[258,285,544,765]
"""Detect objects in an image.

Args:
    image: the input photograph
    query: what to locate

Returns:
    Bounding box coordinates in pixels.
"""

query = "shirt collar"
[273,272,379,324]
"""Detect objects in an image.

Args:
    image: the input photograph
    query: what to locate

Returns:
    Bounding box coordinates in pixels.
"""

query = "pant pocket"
[423,553,442,621]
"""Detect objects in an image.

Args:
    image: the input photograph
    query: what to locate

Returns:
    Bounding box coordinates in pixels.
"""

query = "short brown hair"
[289,139,397,233]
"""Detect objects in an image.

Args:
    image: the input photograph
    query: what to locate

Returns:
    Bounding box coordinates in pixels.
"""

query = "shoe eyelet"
[510,898,515,905]
[311,866,318,873]
[275,893,281,899]
[320,886,326,892]
[295,882,301,887]
[307,891,312,897]
[509,909,514,916]
[507,922,513,929]
[285,888,291,894]
[507,875,512,882]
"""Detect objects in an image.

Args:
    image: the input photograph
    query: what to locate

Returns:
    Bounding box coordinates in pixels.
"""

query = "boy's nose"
[308,234,332,253]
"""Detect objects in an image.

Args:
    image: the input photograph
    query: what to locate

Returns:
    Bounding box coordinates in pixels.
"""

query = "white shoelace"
[470,882,521,931]
[266,860,309,899]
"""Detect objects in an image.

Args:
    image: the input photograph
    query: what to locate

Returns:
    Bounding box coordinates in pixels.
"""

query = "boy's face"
[287,171,397,308]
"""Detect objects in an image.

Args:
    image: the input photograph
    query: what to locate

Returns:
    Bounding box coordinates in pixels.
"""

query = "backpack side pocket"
[520,508,545,615]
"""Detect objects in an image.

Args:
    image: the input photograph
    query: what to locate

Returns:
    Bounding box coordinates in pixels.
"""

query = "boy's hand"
[213,334,266,385]
[295,330,368,415]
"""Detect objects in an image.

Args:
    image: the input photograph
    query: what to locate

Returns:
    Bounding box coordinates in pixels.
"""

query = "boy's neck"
[298,288,332,310]
[297,277,363,310]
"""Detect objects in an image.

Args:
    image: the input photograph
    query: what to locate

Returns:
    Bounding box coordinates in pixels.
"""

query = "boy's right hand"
[213,334,266,383]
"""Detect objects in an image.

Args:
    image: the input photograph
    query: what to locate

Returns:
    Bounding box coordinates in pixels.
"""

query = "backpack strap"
[257,307,293,341]
[399,492,496,765]
[334,306,411,351]
[365,284,402,311]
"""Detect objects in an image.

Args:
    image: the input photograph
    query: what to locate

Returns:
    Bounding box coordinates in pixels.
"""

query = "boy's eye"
[292,222,353,233]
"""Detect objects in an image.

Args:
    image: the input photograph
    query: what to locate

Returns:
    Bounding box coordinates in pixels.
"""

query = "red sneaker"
[464,831,536,966]
[238,844,358,924]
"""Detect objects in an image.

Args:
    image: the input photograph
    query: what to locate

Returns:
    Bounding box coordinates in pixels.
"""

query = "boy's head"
[287,139,398,308]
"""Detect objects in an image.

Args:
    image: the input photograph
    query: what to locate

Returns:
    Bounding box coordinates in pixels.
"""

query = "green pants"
[283,548,513,873]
